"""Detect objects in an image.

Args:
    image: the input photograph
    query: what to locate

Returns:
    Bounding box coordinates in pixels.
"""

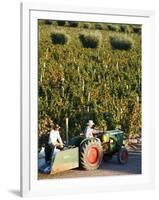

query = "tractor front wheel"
[117,147,128,164]
[80,139,103,170]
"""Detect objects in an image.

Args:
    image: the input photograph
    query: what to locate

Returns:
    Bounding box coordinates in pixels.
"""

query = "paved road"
[38,150,141,180]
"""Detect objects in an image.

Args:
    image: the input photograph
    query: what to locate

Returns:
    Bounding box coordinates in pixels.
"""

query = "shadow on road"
[100,152,141,174]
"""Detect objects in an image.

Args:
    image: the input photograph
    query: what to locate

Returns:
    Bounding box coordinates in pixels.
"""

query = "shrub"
[79,32,102,48]
[107,24,120,32]
[132,25,141,34]
[68,21,79,27]
[110,35,133,50]
[51,32,69,45]
[83,23,91,29]
[95,23,103,30]
[44,20,52,25]
[52,21,57,26]
[120,25,131,33]
[57,20,66,26]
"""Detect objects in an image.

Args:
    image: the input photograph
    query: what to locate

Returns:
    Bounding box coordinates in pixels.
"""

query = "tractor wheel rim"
[87,147,99,164]
[121,150,128,161]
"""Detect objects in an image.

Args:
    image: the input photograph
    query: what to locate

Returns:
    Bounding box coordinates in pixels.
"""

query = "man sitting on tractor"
[84,120,100,137]
[84,120,95,138]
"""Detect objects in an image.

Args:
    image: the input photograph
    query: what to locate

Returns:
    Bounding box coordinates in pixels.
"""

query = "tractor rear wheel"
[117,147,128,164]
[80,139,103,170]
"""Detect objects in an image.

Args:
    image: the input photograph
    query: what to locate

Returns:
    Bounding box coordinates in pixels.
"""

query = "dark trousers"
[44,144,55,164]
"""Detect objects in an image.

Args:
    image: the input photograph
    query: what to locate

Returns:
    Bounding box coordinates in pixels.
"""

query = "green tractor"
[41,129,128,174]
[69,129,128,170]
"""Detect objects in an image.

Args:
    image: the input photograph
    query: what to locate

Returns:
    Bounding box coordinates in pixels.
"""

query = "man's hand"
[59,144,64,148]
[56,143,64,149]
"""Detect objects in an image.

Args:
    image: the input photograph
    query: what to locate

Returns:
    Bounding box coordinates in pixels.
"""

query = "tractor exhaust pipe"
[66,118,69,145]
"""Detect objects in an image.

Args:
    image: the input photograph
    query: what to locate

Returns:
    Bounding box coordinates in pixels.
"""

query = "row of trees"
[42,19,141,34]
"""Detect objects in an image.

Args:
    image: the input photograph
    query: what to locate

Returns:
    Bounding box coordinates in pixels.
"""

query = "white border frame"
[21,2,155,197]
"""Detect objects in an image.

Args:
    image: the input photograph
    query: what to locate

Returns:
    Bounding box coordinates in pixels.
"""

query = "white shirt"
[48,130,63,146]
[84,126,94,138]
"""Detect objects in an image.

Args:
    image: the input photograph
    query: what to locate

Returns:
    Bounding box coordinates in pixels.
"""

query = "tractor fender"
[69,135,85,147]
[80,137,99,148]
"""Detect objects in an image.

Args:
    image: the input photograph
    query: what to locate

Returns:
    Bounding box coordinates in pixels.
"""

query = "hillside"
[38,20,141,142]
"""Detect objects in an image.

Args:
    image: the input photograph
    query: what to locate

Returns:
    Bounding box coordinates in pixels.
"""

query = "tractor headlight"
[110,139,114,144]
[102,134,109,143]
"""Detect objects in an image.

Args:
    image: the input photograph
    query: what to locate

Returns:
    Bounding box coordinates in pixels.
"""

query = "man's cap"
[87,120,94,126]
[55,124,61,129]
